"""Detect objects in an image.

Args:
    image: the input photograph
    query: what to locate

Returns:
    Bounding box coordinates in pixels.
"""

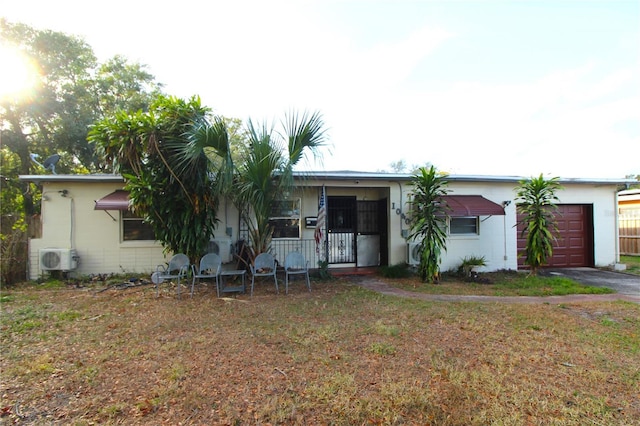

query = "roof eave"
[19,174,125,183]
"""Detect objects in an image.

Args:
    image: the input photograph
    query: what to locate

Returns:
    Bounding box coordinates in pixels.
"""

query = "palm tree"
[515,174,563,275]
[235,111,328,258]
[180,110,328,261]
[407,166,449,283]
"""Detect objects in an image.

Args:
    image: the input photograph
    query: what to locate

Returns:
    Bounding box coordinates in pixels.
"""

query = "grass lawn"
[621,255,640,275]
[384,269,617,297]
[1,274,638,425]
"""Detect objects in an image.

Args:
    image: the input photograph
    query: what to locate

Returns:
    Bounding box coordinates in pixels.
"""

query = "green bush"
[379,263,414,279]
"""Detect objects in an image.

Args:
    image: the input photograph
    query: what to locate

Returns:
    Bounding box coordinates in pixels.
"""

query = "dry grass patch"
[1,278,638,425]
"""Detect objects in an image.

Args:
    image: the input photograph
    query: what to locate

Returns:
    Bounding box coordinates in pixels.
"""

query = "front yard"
[1,274,638,425]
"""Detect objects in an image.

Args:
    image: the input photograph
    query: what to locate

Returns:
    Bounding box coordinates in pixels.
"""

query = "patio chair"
[284,252,311,294]
[191,253,222,297]
[250,252,278,297]
[152,253,190,298]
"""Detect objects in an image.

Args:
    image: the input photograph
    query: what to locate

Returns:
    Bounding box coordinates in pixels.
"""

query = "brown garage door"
[517,204,594,268]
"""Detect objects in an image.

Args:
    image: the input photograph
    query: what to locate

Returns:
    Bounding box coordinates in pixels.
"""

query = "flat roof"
[294,171,634,186]
[19,174,124,183]
[19,171,634,186]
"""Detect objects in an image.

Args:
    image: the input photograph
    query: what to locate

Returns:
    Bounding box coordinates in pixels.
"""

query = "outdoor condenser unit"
[39,248,78,271]
[407,242,421,266]
[207,239,232,263]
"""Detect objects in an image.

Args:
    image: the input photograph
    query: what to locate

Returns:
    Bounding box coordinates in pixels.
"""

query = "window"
[449,217,478,235]
[269,199,300,239]
[122,210,155,241]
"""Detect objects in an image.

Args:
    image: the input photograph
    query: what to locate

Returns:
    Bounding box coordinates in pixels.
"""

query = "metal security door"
[327,196,356,264]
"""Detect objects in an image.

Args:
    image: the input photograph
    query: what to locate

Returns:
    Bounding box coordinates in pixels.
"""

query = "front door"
[327,196,356,264]
[326,196,388,266]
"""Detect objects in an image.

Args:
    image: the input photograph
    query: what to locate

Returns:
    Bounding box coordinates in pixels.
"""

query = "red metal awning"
[94,190,130,210]
[440,195,505,216]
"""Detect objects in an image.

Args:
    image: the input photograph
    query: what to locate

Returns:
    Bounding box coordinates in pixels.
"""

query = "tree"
[407,166,449,283]
[179,110,328,260]
[515,174,563,275]
[89,95,218,261]
[238,111,328,257]
[381,160,434,174]
[0,19,162,212]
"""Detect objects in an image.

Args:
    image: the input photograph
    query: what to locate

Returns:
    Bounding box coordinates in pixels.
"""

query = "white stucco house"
[19,171,631,280]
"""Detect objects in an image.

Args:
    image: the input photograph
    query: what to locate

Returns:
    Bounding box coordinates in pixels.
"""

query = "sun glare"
[0,45,38,100]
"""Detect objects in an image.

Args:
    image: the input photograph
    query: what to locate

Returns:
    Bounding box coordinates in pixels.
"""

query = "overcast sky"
[3,0,639,178]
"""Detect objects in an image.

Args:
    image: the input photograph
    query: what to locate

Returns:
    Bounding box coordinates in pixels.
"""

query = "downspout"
[614,189,621,267]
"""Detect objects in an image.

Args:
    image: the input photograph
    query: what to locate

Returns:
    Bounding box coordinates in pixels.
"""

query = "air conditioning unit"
[207,239,232,263]
[39,248,78,271]
[407,242,421,266]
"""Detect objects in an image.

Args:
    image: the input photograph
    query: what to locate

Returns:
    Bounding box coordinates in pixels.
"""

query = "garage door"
[517,204,594,268]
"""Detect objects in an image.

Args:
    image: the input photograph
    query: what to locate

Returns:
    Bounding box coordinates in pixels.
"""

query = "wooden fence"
[619,210,640,255]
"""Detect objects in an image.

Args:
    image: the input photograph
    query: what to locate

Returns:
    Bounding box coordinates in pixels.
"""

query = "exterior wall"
[396,179,620,271]
[25,174,624,278]
[290,179,515,272]
[28,181,165,279]
[271,184,391,267]
[397,180,517,272]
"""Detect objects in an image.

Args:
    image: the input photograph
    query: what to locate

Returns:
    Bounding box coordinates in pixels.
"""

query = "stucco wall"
[26,175,622,278]
[28,181,165,279]
[395,180,518,272]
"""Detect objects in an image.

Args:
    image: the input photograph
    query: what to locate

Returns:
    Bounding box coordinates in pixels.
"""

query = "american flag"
[314,185,326,261]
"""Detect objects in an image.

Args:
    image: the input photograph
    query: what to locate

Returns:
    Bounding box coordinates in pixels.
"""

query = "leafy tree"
[0,19,162,212]
[89,95,218,261]
[515,174,563,275]
[621,174,640,191]
[407,166,449,283]
[1,19,162,284]
[382,160,433,174]
[388,160,408,173]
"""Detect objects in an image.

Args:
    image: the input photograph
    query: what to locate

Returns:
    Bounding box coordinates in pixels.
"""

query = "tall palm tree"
[515,174,562,276]
[179,110,328,260]
[407,166,449,283]
[236,111,328,258]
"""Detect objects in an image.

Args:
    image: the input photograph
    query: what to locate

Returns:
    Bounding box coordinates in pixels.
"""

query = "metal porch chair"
[250,252,278,297]
[284,252,311,294]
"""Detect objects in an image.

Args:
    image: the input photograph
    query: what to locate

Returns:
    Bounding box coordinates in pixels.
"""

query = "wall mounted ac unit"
[39,248,78,271]
[208,239,232,263]
[407,242,421,266]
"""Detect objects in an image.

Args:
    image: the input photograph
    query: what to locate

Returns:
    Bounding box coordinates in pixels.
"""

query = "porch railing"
[271,239,321,268]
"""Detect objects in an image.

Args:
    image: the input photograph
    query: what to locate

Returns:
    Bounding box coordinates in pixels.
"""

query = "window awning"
[440,195,505,217]
[94,190,130,210]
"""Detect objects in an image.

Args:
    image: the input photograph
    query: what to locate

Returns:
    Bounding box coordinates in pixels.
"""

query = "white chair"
[284,252,311,294]
[250,252,278,297]
[152,253,190,298]
[191,253,222,297]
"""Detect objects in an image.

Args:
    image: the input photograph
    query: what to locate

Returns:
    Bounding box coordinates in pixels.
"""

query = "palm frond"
[282,110,328,166]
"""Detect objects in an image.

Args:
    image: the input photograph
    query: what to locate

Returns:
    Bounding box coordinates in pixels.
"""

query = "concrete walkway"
[350,276,640,304]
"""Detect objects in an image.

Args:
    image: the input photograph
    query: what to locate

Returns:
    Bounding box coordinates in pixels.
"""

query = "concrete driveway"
[539,267,640,296]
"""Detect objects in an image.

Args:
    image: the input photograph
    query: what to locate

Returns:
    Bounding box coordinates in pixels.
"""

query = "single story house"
[19,172,632,280]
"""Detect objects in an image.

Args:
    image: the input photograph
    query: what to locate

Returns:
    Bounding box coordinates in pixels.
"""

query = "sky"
[2,0,639,179]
